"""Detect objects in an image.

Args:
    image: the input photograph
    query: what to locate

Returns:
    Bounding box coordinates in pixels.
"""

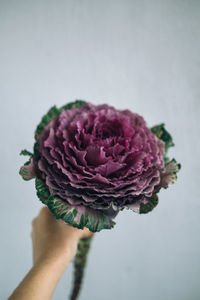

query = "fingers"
[32,217,37,226]
[37,206,54,226]
[58,221,94,239]
[56,218,94,239]
[31,217,37,239]
[31,207,48,226]
[30,206,94,240]
[81,227,94,239]
[38,206,51,217]
[31,207,49,239]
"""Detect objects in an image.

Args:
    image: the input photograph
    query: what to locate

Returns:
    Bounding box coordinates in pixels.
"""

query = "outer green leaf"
[126,194,159,214]
[33,100,86,157]
[19,158,36,181]
[34,106,61,140]
[140,194,159,214]
[158,158,181,189]
[20,149,33,157]
[35,178,51,205]
[60,99,86,111]
[35,178,115,232]
[34,100,86,141]
[151,123,174,156]
[47,196,115,232]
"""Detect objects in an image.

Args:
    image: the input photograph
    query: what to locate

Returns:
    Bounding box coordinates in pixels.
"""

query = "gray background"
[0,0,200,299]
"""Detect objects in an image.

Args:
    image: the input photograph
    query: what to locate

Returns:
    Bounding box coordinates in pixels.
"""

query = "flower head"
[20,100,180,232]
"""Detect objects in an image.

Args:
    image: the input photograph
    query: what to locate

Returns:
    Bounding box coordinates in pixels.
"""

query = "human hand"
[31,206,94,269]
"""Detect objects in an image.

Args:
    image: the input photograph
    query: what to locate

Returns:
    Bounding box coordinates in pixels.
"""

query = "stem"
[69,236,93,300]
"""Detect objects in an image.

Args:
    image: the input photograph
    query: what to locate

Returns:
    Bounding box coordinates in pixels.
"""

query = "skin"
[8,206,94,300]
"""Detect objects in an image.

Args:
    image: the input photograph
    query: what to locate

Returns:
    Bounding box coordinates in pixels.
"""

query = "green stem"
[69,236,93,300]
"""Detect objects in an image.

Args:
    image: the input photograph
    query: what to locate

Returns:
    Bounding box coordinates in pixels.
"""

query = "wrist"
[34,244,76,271]
[34,256,68,279]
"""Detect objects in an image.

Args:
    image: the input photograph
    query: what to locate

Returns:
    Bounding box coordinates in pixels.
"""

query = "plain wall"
[0,1,200,299]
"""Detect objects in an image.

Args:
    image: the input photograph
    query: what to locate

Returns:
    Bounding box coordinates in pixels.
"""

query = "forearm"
[8,255,71,300]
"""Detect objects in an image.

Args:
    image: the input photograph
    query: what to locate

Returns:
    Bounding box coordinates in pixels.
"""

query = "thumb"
[79,227,94,239]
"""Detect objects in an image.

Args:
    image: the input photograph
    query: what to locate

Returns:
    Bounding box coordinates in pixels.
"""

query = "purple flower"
[20,101,180,231]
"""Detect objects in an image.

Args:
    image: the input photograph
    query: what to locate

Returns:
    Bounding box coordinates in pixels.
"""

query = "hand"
[8,207,94,300]
[31,206,94,268]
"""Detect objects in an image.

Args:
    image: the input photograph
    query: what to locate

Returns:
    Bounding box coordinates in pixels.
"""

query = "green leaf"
[20,149,33,157]
[151,123,174,155]
[32,100,87,163]
[35,178,51,205]
[60,99,86,111]
[47,196,115,232]
[140,194,159,214]
[19,158,36,181]
[33,141,39,155]
[34,106,61,140]
[158,158,181,189]
[34,100,86,141]
[35,178,115,232]
[126,194,159,214]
